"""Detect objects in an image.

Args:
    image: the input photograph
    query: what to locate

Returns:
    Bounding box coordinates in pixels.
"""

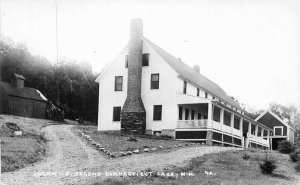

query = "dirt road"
[2,125,242,185]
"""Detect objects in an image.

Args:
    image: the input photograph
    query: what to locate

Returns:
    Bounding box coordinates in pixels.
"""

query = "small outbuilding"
[255,110,296,150]
[0,73,48,119]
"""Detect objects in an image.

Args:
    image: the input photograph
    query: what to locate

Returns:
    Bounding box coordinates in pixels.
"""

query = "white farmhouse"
[96,19,272,149]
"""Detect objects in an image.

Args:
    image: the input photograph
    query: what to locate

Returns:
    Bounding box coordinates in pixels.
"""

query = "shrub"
[242,153,250,160]
[260,160,276,174]
[46,102,64,121]
[278,140,294,154]
[295,162,300,172]
[290,149,300,162]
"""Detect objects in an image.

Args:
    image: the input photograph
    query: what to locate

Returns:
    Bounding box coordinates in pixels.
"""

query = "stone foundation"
[161,129,175,137]
[121,112,146,134]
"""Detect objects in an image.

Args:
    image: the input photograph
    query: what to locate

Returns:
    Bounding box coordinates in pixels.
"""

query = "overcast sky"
[1,0,300,110]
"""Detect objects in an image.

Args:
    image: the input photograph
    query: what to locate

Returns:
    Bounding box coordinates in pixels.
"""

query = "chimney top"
[129,18,143,41]
[11,73,25,88]
[193,65,200,74]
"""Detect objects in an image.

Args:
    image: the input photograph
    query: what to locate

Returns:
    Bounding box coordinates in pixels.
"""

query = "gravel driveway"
[2,125,242,185]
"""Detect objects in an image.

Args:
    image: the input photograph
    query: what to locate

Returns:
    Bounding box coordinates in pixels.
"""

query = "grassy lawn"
[76,125,194,154]
[0,114,59,172]
[93,149,300,185]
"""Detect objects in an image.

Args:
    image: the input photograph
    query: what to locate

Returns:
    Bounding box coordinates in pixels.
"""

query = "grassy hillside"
[0,115,58,172]
[96,149,300,185]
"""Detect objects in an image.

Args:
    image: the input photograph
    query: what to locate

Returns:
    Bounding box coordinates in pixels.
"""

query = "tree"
[0,36,99,123]
[269,102,300,129]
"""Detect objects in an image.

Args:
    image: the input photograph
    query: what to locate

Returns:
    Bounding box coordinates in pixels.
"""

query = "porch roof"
[212,101,273,132]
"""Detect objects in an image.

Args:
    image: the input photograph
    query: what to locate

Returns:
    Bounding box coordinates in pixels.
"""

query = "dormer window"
[142,53,149,66]
[205,92,208,98]
[197,88,200,96]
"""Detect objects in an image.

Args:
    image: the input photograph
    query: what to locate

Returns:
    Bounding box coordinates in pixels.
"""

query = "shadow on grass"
[270,173,292,180]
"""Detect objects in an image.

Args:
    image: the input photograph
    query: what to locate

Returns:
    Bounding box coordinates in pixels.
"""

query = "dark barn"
[0,74,48,119]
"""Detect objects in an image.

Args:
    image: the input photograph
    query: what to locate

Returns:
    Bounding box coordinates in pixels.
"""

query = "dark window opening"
[115,76,123,91]
[179,106,183,120]
[205,92,208,98]
[183,81,187,94]
[142,53,149,66]
[151,74,159,89]
[204,115,208,119]
[113,107,121,121]
[198,113,202,119]
[191,110,195,120]
[125,55,128,68]
[153,105,162,121]
[185,109,189,120]
[197,88,200,96]
[274,127,282,136]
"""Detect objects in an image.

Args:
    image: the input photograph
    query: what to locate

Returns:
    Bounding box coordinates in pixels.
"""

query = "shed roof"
[142,37,241,109]
[12,73,26,80]
[0,81,48,102]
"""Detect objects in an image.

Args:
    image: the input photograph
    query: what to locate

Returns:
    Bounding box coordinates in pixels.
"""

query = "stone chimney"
[11,73,25,88]
[121,19,146,133]
[193,65,200,74]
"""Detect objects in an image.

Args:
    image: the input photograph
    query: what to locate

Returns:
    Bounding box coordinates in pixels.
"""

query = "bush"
[260,160,276,174]
[46,102,64,121]
[242,153,250,160]
[295,163,300,172]
[278,140,294,154]
[290,149,300,162]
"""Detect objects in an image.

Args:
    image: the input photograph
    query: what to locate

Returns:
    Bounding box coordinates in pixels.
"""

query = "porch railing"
[176,119,243,137]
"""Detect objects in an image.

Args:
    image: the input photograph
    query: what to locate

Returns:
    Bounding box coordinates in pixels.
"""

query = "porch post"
[220,108,224,124]
[261,128,264,137]
[208,103,212,121]
[240,117,243,134]
[248,122,251,135]
[230,113,234,134]
[255,125,258,137]
[206,103,213,146]
[182,108,186,120]
[267,130,271,150]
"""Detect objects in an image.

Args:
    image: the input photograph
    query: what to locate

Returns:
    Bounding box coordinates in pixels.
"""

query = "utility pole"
[54,0,59,107]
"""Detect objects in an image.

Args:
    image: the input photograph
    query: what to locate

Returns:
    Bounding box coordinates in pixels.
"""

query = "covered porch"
[175,102,271,149]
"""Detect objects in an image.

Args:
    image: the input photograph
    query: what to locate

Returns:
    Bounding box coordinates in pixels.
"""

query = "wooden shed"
[255,110,296,150]
[0,74,48,119]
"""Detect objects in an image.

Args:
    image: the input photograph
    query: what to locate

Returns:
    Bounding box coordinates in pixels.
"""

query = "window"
[183,81,187,94]
[151,74,159,89]
[114,76,123,91]
[179,106,183,120]
[153,105,162,121]
[191,110,195,120]
[185,109,189,120]
[274,126,283,136]
[113,107,121,121]
[205,92,208,98]
[204,115,208,119]
[198,113,202,119]
[142,53,149,66]
[197,88,200,96]
[125,55,128,68]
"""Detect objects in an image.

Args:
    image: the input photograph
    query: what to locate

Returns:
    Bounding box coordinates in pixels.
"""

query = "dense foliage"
[278,140,295,154]
[0,38,99,123]
[260,159,276,174]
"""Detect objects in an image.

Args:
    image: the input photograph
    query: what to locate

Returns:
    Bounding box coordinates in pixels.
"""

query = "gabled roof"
[142,37,241,109]
[0,81,48,102]
[255,110,296,131]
